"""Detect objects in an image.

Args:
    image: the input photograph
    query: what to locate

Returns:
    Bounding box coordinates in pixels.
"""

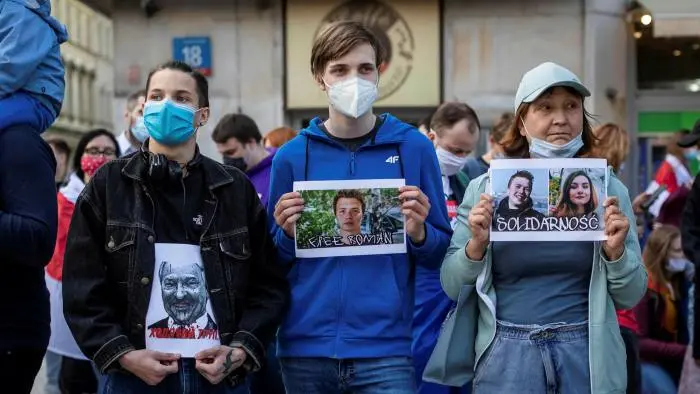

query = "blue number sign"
[172,37,212,76]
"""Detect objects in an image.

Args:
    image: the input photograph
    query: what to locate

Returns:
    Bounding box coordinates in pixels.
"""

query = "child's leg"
[0,92,55,133]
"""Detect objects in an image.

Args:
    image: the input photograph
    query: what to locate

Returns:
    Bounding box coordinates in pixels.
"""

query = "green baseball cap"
[514,62,590,112]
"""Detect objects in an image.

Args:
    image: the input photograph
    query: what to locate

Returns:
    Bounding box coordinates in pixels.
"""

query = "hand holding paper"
[118,349,180,386]
[467,193,493,260]
[399,186,430,244]
[274,192,305,238]
[602,197,629,261]
[195,345,247,384]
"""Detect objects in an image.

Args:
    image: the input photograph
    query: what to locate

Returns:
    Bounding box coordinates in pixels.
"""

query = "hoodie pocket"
[280,258,339,339]
[341,256,407,338]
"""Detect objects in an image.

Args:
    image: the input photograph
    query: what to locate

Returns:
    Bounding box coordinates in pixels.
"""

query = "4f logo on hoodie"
[386,156,399,164]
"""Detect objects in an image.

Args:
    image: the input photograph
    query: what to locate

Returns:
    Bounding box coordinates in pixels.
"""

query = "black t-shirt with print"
[150,163,205,244]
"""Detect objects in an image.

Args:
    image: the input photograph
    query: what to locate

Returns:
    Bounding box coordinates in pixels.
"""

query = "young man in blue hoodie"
[269,21,452,393]
[0,0,68,134]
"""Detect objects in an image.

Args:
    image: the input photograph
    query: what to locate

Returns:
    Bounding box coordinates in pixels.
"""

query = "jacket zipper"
[181,176,189,242]
[350,152,356,176]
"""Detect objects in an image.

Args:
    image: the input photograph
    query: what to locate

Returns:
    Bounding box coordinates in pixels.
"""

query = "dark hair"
[501,87,595,158]
[555,170,599,217]
[46,137,71,158]
[73,129,121,182]
[126,89,147,112]
[508,170,534,188]
[419,108,437,130]
[211,114,262,144]
[491,112,514,144]
[430,102,481,135]
[145,61,209,108]
[310,21,386,80]
[333,189,366,215]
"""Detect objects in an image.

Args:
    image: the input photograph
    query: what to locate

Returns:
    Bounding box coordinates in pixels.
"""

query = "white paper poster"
[145,243,220,357]
[489,158,609,242]
[293,179,407,258]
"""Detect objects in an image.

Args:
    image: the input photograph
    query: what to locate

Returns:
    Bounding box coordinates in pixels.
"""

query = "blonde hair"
[591,123,629,172]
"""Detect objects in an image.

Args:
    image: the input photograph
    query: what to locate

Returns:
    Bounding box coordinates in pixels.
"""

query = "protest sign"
[293,179,406,258]
[145,244,219,357]
[489,158,608,241]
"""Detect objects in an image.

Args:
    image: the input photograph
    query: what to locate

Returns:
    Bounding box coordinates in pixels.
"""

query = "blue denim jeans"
[280,357,416,394]
[641,362,677,394]
[44,350,62,394]
[473,321,590,394]
[102,359,248,394]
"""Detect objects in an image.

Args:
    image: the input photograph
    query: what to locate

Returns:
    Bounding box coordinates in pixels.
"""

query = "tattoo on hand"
[220,350,234,375]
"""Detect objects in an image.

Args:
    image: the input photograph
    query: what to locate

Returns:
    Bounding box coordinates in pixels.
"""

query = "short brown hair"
[310,21,386,81]
[500,87,595,158]
[430,102,481,136]
[591,123,629,172]
[264,127,297,148]
[491,112,514,144]
[333,189,366,215]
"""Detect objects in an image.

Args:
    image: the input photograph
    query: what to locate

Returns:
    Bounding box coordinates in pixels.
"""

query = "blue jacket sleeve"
[0,124,58,267]
[408,139,452,269]
[0,2,58,97]
[267,151,296,265]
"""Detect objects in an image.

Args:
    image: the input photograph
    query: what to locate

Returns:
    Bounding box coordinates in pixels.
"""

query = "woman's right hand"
[466,193,493,259]
[274,192,305,238]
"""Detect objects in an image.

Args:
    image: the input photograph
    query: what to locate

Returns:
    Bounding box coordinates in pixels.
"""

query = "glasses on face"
[85,147,116,157]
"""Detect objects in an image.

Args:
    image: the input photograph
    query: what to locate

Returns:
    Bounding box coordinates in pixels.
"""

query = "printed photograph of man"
[494,170,547,222]
[333,189,365,245]
[148,260,217,334]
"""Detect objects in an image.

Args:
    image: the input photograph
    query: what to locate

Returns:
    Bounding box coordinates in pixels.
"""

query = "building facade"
[45,0,115,146]
[109,0,637,187]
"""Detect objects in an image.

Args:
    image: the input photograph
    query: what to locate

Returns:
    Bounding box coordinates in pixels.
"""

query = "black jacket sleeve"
[228,180,290,371]
[62,170,134,373]
[0,125,57,267]
[681,174,700,359]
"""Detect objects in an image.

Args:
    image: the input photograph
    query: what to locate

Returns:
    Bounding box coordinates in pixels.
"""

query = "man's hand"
[399,186,431,244]
[632,192,650,215]
[118,350,180,386]
[273,192,305,238]
[195,345,247,385]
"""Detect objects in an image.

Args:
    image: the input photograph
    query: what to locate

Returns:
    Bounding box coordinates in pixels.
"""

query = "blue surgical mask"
[684,148,698,161]
[522,118,584,159]
[130,116,149,143]
[143,100,198,146]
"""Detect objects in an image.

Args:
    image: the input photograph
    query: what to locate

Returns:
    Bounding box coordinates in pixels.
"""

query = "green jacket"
[439,168,647,393]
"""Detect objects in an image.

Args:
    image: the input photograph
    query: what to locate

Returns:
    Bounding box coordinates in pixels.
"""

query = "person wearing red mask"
[44,129,120,394]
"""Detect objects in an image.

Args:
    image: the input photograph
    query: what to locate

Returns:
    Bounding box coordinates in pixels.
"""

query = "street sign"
[172,37,212,76]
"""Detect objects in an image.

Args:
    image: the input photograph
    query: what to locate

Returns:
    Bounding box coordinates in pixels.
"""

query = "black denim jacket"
[62,150,290,386]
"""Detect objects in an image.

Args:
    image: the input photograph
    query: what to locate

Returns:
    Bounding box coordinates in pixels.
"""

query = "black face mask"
[223,156,247,172]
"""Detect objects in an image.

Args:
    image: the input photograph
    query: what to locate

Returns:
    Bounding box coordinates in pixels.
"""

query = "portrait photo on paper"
[489,158,608,241]
[293,179,407,258]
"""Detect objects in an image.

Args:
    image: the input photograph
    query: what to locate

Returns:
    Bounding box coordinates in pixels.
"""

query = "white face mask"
[325,76,378,119]
[436,147,468,176]
[666,257,690,273]
[521,118,584,159]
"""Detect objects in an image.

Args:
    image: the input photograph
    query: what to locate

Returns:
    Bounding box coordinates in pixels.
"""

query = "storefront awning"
[642,0,700,37]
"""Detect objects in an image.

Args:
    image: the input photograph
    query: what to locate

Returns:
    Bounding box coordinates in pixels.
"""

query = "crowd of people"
[1,2,700,394]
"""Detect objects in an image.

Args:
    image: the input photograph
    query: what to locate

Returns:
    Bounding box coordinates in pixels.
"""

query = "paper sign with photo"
[489,158,608,241]
[145,244,220,357]
[293,179,407,258]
